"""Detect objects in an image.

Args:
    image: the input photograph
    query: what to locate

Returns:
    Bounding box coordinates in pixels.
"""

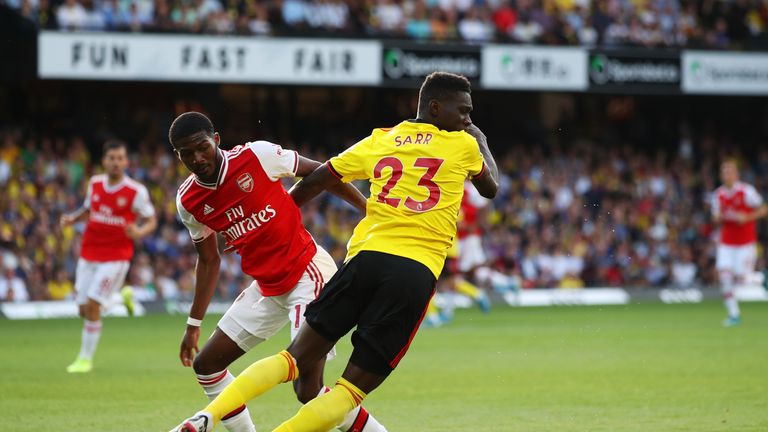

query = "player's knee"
[192,353,222,376]
[293,374,323,404]
[293,378,322,404]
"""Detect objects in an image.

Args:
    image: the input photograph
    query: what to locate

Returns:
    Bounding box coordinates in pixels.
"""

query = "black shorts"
[304,250,436,376]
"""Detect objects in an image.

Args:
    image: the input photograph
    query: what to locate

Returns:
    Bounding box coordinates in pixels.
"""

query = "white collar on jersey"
[194,149,229,190]
[720,181,744,194]
[102,175,127,192]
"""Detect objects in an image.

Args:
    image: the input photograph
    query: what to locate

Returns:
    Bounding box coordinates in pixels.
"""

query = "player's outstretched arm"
[466,124,499,199]
[60,206,90,227]
[290,162,343,208]
[293,156,365,212]
[180,234,221,367]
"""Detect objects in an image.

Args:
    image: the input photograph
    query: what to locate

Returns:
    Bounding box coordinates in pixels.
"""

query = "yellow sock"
[455,278,480,299]
[204,350,298,424]
[272,378,366,432]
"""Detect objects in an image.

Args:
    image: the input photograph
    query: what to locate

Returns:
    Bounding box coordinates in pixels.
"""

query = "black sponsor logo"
[589,51,680,92]
[71,41,128,69]
[383,45,480,85]
[294,47,355,74]
[181,45,247,72]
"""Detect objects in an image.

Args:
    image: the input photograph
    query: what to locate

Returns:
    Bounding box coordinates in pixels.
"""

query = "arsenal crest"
[237,172,254,193]
[117,197,127,207]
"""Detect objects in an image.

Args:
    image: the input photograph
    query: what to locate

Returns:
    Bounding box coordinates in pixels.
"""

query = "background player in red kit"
[169,112,386,432]
[60,140,158,373]
[711,160,768,326]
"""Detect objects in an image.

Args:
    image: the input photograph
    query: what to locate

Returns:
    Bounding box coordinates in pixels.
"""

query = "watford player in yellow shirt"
[170,71,499,432]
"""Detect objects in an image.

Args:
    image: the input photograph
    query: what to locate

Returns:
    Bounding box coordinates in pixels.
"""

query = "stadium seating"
[2,114,767,302]
[6,0,768,49]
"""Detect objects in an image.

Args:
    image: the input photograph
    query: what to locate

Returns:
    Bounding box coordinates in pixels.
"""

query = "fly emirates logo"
[91,205,127,226]
[222,204,277,242]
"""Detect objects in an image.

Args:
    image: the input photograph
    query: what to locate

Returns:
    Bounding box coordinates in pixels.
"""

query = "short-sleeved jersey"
[80,174,155,262]
[176,141,317,297]
[327,120,485,278]
[712,181,763,246]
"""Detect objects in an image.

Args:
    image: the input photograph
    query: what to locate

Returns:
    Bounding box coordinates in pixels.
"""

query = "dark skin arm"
[292,155,366,213]
[290,163,342,208]
[465,124,499,199]
[179,234,221,367]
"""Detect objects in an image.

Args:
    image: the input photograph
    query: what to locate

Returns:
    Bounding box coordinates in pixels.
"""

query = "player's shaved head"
[417,72,473,132]
[169,112,215,148]
[417,72,471,115]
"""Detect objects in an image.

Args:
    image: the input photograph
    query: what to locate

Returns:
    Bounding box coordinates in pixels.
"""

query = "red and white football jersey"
[80,174,155,262]
[176,141,317,297]
[711,181,763,246]
[457,180,488,239]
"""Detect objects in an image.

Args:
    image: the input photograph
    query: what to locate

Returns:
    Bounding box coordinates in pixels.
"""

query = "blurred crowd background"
[5,0,768,49]
[2,89,767,303]
[3,0,768,303]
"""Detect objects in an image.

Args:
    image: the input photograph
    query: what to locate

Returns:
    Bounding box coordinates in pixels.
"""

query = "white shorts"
[218,246,338,354]
[74,258,130,306]
[716,243,757,277]
[458,235,486,272]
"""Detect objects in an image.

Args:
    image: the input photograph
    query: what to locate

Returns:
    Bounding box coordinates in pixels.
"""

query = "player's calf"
[317,385,388,432]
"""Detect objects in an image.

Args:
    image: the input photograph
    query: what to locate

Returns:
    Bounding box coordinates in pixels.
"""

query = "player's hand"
[60,214,76,228]
[180,326,201,367]
[734,213,749,224]
[465,124,486,141]
[124,224,141,239]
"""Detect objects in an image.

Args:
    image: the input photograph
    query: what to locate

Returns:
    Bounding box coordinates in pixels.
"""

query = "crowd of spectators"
[1,115,766,303]
[5,0,768,49]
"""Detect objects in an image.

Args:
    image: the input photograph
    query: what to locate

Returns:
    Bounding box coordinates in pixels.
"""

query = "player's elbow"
[144,216,159,234]
[476,179,499,199]
[480,183,498,199]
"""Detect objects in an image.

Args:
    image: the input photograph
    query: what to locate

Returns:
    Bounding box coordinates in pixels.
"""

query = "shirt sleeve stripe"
[326,161,343,180]
[470,163,487,180]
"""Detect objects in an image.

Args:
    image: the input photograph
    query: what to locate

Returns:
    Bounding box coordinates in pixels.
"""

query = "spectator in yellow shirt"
[48,267,74,300]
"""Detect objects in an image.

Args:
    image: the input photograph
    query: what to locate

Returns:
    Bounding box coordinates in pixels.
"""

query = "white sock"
[197,370,256,432]
[318,386,388,432]
[340,405,388,432]
[78,320,102,360]
[441,293,455,320]
[725,296,740,318]
[719,272,741,318]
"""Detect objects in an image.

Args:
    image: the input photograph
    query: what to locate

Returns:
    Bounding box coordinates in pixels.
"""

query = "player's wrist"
[186,317,203,327]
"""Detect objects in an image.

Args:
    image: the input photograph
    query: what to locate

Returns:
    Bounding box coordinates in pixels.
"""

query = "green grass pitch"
[1,301,766,431]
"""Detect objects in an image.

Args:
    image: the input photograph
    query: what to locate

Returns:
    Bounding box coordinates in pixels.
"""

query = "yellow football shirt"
[328,120,485,278]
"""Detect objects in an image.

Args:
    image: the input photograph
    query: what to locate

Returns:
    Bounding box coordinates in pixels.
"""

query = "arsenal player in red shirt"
[60,140,157,373]
[170,112,386,432]
[711,160,768,327]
